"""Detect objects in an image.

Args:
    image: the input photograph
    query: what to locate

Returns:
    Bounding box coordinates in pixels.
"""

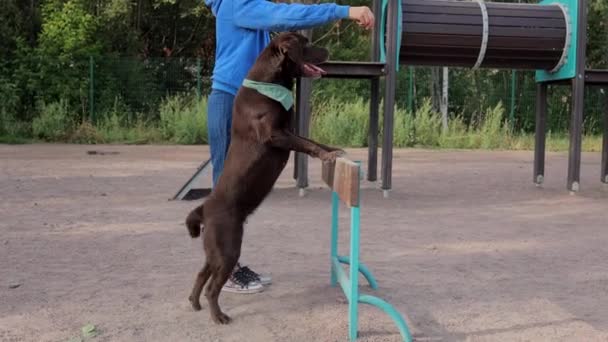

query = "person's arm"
[232,0,350,32]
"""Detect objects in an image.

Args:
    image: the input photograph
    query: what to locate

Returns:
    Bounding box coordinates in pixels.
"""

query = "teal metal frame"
[536,0,579,82]
[329,162,413,342]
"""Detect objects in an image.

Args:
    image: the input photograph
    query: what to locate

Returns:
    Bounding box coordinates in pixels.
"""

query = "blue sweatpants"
[207,89,235,186]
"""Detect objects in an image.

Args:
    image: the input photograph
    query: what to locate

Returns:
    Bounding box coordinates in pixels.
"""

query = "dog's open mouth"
[302,63,326,79]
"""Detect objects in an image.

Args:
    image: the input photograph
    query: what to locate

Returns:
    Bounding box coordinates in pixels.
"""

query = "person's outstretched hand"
[348,6,375,30]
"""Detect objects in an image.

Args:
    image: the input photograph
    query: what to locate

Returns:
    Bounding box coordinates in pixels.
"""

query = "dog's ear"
[277,34,304,64]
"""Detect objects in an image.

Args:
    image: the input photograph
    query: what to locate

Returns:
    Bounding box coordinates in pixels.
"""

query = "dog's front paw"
[320,150,345,162]
[211,312,232,324]
[332,148,346,157]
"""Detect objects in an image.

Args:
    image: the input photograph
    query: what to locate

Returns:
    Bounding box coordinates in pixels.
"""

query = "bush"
[311,97,369,147]
[393,105,415,148]
[70,121,104,144]
[95,100,163,144]
[159,94,208,144]
[412,98,442,147]
[479,102,510,149]
[0,106,31,143]
[32,100,74,141]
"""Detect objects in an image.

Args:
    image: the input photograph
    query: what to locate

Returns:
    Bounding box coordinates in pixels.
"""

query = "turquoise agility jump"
[323,158,413,342]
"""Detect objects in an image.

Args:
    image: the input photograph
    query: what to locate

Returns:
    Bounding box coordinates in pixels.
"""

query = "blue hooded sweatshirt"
[205,0,350,96]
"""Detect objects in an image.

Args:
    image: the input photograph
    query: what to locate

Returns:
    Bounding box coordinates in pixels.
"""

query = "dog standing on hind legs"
[185,32,345,324]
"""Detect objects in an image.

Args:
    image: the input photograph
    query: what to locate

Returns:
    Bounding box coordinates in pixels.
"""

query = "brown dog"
[185,32,344,324]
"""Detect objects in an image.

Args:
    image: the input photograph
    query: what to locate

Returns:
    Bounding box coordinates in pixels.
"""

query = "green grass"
[0,94,603,152]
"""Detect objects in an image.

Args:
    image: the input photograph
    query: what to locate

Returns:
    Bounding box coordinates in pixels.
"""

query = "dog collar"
[242,79,294,111]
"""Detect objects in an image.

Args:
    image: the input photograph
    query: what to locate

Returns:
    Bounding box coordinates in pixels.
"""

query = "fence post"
[407,66,414,112]
[89,56,95,123]
[196,58,202,100]
[510,70,516,131]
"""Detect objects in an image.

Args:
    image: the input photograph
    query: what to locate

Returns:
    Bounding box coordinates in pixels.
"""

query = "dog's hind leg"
[189,262,212,311]
[205,256,239,324]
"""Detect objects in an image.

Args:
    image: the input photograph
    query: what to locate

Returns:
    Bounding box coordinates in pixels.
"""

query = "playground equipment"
[174,0,607,199]
[322,157,413,341]
[293,0,608,195]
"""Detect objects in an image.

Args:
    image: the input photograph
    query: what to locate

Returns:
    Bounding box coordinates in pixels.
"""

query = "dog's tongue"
[302,63,326,78]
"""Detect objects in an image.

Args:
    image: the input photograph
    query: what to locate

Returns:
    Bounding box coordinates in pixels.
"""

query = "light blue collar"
[242,79,294,110]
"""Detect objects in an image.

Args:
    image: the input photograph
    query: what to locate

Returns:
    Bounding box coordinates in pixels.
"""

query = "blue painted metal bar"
[331,191,339,287]
[348,206,361,341]
[337,256,379,290]
[332,257,352,302]
[359,295,413,342]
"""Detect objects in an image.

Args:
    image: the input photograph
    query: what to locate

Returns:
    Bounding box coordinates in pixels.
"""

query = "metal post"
[369,79,380,182]
[407,66,414,112]
[567,0,588,193]
[330,191,339,287]
[196,57,202,100]
[296,77,312,194]
[295,29,313,193]
[293,80,300,181]
[381,0,399,196]
[534,83,548,185]
[510,70,517,131]
[348,205,361,341]
[89,56,95,123]
[367,0,382,182]
[602,92,608,183]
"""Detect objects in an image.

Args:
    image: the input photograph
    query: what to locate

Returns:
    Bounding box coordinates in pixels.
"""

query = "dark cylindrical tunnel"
[400,0,569,70]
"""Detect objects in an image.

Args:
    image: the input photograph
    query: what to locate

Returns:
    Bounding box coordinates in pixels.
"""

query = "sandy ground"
[1,144,608,342]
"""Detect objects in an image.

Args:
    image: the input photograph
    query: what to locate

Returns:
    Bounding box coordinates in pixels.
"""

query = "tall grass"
[1,94,602,152]
[311,97,370,147]
[310,97,602,152]
[159,94,208,144]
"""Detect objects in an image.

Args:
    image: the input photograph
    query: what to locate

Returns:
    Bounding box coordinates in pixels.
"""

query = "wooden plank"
[404,4,563,19]
[333,158,360,208]
[404,13,482,25]
[486,8,564,19]
[405,23,565,39]
[404,13,565,29]
[402,33,565,50]
[405,5,481,16]
[321,159,336,189]
[489,27,566,39]
[487,16,565,28]
[400,55,558,69]
[402,46,562,58]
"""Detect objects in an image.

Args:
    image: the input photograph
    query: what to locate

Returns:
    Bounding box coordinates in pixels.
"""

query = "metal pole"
[295,29,313,192]
[89,56,95,123]
[196,57,202,100]
[367,0,381,182]
[567,0,588,193]
[601,92,608,183]
[381,0,398,196]
[407,66,414,112]
[510,70,516,131]
[534,83,547,185]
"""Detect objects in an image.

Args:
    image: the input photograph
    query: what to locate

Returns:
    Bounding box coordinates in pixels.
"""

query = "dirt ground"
[1,144,608,342]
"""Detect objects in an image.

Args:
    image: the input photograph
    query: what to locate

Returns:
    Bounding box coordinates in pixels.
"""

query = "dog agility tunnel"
[396,0,570,71]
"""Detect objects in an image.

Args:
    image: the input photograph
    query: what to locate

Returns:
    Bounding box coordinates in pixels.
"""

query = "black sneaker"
[221,264,264,294]
[237,263,272,286]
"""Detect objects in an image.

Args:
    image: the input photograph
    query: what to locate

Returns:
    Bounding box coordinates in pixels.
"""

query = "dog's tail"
[185,203,205,238]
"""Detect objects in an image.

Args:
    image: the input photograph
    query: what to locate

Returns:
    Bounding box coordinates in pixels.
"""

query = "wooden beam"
[321,160,336,189]
[333,158,360,208]
[322,158,360,207]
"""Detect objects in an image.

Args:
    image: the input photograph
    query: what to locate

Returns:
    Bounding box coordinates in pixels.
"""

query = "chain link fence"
[13,56,603,135]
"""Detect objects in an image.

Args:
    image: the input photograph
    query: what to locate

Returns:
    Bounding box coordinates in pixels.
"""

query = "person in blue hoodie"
[203,0,374,294]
